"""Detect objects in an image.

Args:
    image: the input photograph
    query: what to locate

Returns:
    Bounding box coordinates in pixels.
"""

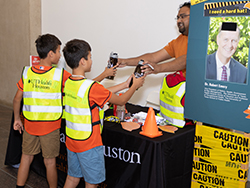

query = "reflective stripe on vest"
[64,78,104,141]
[22,66,63,121]
[160,76,185,128]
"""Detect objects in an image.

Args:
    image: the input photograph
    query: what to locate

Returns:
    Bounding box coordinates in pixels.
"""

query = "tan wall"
[0,0,41,108]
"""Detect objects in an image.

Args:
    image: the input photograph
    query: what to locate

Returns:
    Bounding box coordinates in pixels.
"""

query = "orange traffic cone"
[244,105,250,114]
[140,107,162,138]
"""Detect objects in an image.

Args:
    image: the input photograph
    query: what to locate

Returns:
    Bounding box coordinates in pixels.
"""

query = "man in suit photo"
[206,22,247,84]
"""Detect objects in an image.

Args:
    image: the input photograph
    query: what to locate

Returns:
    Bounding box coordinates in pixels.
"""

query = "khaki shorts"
[22,129,60,158]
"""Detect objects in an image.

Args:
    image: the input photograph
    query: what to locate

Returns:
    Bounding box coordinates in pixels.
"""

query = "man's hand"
[141,61,157,75]
[117,58,127,68]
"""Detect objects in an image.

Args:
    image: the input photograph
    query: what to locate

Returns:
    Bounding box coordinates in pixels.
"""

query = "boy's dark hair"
[35,34,61,59]
[179,1,191,9]
[63,39,91,69]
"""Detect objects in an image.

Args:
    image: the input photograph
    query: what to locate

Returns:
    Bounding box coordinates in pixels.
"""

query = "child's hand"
[105,65,117,77]
[125,74,133,88]
[132,74,145,89]
[13,120,23,134]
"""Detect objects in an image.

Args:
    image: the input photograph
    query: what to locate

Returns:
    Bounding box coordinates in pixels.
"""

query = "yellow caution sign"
[191,171,247,188]
[195,124,250,153]
[194,146,249,163]
[193,158,248,181]
[192,124,249,188]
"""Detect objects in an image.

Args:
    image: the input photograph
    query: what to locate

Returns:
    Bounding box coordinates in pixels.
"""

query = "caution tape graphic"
[204,1,250,16]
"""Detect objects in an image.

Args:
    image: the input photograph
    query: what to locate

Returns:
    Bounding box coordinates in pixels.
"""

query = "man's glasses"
[175,14,190,21]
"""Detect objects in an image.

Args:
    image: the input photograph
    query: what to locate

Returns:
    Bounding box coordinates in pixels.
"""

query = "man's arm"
[118,48,172,67]
[118,48,186,74]
[151,54,186,74]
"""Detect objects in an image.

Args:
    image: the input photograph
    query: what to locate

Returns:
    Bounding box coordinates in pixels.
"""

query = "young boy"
[62,39,145,188]
[13,34,71,188]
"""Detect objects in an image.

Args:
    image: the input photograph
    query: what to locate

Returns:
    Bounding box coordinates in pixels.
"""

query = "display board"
[185,0,250,132]
[192,124,250,187]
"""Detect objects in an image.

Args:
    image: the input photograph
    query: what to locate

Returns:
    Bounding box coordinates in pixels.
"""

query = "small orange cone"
[244,105,250,114]
[244,109,250,114]
[140,107,162,138]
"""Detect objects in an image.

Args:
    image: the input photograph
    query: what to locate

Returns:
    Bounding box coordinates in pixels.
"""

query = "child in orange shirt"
[13,34,71,188]
[62,39,145,188]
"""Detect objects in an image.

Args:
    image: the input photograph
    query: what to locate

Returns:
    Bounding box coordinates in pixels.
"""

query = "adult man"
[206,22,247,83]
[118,2,190,75]
[118,2,192,127]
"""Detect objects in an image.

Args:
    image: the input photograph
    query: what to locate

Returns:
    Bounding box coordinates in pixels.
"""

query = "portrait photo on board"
[205,17,250,84]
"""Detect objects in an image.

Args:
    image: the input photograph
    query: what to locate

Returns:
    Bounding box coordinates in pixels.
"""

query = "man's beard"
[179,26,186,34]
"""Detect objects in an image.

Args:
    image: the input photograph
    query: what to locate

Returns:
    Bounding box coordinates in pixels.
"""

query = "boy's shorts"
[22,129,60,158]
[67,146,105,184]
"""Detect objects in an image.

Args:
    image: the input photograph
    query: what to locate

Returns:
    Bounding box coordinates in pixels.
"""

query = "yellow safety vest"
[22,66,63,121]
[64,78,104,141]
[159,74,186,128]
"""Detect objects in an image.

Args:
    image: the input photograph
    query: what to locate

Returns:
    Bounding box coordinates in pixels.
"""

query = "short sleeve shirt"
[164,34,188,76]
